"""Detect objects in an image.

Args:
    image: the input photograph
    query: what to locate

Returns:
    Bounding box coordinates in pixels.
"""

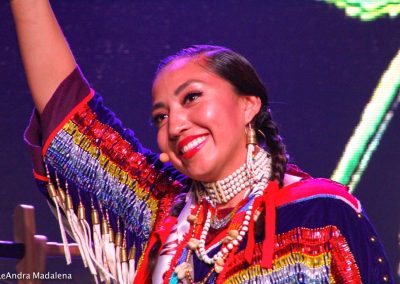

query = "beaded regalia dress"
[25,68,393,283]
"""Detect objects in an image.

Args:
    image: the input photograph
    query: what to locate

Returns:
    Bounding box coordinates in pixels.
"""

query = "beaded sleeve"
[24,68,187,280]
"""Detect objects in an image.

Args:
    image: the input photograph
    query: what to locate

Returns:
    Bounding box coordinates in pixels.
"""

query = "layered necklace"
[171,148,272,283]
[202,150,271,206]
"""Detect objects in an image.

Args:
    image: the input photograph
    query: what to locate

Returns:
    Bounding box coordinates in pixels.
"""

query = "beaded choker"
[201,149,271,205]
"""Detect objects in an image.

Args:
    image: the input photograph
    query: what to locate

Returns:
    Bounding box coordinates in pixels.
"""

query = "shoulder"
[275,178,362,213]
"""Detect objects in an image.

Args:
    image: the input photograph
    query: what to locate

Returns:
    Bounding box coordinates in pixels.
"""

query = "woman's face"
[152,57,260,182]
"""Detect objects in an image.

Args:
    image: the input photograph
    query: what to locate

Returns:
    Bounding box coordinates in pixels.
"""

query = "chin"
[172,155,220,182]
[184,167,219,182]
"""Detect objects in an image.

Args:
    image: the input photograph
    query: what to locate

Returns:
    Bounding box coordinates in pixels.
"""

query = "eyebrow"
[174,79,203,95]
[152,79,203,112]
[152,102,166,112]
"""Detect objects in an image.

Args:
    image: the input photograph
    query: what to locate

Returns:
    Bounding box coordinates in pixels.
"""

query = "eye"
[151,113,168,128]
[183,92,202,105]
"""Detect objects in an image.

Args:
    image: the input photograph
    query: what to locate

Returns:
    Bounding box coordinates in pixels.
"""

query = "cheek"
[199,98,243,130]
[195,100,224,124]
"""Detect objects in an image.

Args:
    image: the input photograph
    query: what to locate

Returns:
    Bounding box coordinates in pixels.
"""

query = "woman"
[11,0,393,283]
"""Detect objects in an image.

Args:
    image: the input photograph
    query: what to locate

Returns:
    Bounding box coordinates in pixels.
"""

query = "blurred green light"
[331,50,400,191]
[320,0,400,21]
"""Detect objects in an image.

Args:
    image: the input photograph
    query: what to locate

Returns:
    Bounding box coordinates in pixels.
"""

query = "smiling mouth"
[178,134,208,158]
[181,136,207,154]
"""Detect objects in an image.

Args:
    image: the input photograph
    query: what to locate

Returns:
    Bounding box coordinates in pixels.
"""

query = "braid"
[254,107,288,187]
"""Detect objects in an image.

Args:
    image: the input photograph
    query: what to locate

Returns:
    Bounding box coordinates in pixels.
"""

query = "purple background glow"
[0,0,399,281]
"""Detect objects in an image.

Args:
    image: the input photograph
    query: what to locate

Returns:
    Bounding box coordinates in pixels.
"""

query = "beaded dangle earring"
[246,123,258,178]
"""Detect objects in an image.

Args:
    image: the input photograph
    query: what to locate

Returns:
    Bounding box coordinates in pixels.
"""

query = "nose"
[168,109,190,140]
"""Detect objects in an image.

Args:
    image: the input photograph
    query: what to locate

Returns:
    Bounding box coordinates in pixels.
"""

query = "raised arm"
[13,2,187,280]
[11,0,76,113]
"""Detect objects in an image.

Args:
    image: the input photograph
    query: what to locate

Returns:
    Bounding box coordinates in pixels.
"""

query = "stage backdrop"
[0,0,399,282]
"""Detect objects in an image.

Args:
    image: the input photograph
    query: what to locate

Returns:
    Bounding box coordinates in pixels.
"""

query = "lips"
[177,134,209,159]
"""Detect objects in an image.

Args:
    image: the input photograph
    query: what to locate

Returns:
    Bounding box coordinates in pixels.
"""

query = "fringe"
[128,246,136,283]
[129,258,136,284]
[93,223,107,281]
[79,217,98,274]
[122,261,129,284]
[66,208,88,267]
[115,245,124,284]
[54,197,72,264]
[102,230,117,280]
[45,166,71,264]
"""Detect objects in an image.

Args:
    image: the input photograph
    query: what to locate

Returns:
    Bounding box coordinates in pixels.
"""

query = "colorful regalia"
[25,68,393,283]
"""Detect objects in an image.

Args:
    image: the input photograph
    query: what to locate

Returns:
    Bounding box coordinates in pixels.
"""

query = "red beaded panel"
[218,226,361,284]
[72,105,183,196]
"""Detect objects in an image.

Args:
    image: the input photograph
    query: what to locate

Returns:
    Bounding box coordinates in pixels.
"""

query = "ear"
[240,95,262,124]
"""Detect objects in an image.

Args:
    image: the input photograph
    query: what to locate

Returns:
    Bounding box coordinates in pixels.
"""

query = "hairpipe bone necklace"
[174,148,272,282]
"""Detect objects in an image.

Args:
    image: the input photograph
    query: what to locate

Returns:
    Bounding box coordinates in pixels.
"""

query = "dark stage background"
[0,0,399,282]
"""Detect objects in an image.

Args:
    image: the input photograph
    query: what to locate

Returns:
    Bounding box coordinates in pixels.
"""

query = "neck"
[199,148,271,207]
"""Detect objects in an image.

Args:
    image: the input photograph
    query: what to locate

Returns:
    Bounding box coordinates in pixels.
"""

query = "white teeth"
[181,136,207,154]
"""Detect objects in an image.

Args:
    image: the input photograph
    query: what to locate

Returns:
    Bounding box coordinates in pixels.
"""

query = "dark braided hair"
[253,108,288,187]
[157,45,289,186]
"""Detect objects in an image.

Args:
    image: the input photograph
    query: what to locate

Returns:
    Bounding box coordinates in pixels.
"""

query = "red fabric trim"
[133,232,159,283]
[205,198,248,249]
[42,89,95,156]
[33,170,48,182]
[244,181,279,268]
[205,227,229,249]
[262,181,279,268]
[133,216,177,284]
[276,179,361,212]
